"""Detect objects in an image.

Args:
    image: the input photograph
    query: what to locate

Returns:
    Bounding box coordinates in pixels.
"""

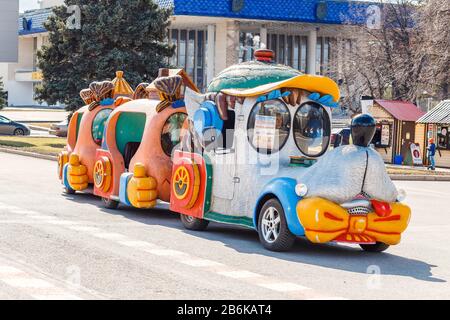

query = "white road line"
[10,209,39,215]
[258,282,309,292]
[68,226,102,233]
[2,277,55,289]
[0,266,22,275]
[45,220,80,226]
[179,258,224,267]
[93,232,128,241]
[117,240,156,249]
[145,249,188,257]
[0,205,341,299]
[27,215,57,220]
[217,270,262,279]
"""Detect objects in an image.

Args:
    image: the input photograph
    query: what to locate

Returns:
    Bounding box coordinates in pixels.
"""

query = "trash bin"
[394,154,403,165]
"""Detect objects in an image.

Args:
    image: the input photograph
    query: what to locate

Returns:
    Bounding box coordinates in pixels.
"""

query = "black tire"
[258,198,296,252]
[180,214,209,231]
[14,128,25,136]
[64,187,76,195]
[102,197,119,209]
[360,242,390,253]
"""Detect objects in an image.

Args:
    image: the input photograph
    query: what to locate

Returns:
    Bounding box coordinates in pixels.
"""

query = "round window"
[92,109,112,145]
[293,102,330,157]
[247,99,291,154]
[161,112,188,157]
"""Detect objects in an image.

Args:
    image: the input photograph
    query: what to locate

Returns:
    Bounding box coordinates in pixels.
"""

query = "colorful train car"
[58,72,134,194]
[93,69,199,209]
[169,50,411,252]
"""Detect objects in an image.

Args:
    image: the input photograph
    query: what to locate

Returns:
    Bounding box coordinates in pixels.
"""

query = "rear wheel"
[258,198,296,252]
[64,187,76,195]
[180,214,209,231]
[360,242,390,253]
[102,197,119,209]
[14,128,25,136]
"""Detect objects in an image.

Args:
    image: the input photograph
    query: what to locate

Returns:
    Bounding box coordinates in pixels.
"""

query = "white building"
[0,0,376,106]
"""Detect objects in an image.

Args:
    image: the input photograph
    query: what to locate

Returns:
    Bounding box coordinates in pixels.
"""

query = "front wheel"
[258,198,296,252]
[14,128,25,136]
[180,214,209,231]
[102,197,119,209]
[360,242,390,253]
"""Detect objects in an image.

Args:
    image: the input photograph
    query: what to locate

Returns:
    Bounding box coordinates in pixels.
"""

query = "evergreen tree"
[0,77,7,110]
[36,0,174,112]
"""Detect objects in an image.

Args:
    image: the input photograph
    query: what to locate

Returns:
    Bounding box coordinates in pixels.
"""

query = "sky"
[20,0,40,12]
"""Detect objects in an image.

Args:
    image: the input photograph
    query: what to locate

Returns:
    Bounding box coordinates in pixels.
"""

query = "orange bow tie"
[297,198,411,245]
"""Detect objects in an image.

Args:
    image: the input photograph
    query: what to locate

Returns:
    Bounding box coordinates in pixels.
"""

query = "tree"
[415,0,450,101]
[336,0,422,114]
[37,0,174,112]
[0,77,7,110]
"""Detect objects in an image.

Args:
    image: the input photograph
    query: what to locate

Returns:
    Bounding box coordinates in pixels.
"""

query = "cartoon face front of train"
[295,114,411,250]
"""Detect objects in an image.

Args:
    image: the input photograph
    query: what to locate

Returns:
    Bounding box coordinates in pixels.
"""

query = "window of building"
[239,32,261,63]
[267,34,308,73]
[316,37,330,75]
[247,99,291,154]
[168,29,207,91]
[92,109,112,145]
[161,112,188,157]
[293,102,330,157]
[437,126,450,150]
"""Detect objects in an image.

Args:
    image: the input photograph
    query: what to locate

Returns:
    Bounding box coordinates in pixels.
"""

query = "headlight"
[397,189,407,202]
[295,183,308,197]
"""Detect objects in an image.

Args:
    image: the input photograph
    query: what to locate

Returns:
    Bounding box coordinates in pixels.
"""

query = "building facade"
[0,0,376,106]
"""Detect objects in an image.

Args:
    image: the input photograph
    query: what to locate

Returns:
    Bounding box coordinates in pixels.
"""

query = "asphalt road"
[0,152,449,300]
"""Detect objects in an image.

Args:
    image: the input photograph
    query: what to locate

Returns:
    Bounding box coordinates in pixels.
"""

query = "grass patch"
[28,122,56,129]
[0,136,66,155]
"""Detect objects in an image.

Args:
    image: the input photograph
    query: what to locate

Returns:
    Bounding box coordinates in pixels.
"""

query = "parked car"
[49,120,68,137]
[0,115,30,136]
[331,128,351,148]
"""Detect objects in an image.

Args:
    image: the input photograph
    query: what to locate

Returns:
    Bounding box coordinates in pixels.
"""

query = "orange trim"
[324,212,344,222]
[305,228,347,234]
[373,215,401,222]
[365,229,401,235]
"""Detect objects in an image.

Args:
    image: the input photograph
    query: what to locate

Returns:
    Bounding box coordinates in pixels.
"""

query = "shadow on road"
[62,192,444,284]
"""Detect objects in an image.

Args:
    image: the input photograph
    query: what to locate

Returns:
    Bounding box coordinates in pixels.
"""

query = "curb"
[0,147,57,162]
[389,174,450,181]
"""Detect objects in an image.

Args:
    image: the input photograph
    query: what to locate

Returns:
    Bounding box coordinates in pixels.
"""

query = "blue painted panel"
[119,173,133,206]
[254,177,305,236]
[172,0,374,25]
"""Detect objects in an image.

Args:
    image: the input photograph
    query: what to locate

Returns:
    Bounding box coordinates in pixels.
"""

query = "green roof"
[207,61,301,93]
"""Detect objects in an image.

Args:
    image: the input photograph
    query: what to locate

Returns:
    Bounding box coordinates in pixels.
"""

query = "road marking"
[0,261,83,300]
[217,270,262,279]
[258,282,309,292]
[10,209,39,215]
[117,240,156,249]
[179,258,224,267]
[45,220,80,226]
[1,203,344,299]
[0,266,22,275]
[93,232,128,241]
[145,249,188,257]
[68,226,102,233]
[27,215,57,220]
[2,277,54,289]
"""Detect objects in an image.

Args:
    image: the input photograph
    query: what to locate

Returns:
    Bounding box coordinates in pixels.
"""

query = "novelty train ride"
[59,50,411,252]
